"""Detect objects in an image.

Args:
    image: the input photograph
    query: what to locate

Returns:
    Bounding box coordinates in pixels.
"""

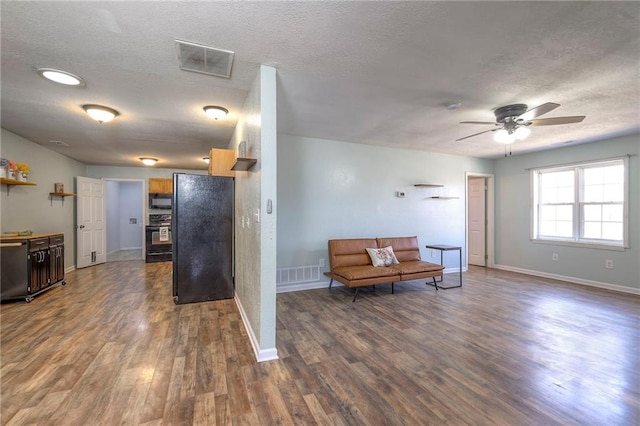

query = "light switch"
[255,208,260,223]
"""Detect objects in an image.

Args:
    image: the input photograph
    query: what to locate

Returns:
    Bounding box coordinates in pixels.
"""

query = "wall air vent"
[175,39,234,79]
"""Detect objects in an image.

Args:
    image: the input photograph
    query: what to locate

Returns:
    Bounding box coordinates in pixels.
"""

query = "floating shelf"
[49,192,76,197]
[49,192,76,206]
[1,178,37,195]
[231,158,257,171]
[414,183,444,187]
[428,196,459,200]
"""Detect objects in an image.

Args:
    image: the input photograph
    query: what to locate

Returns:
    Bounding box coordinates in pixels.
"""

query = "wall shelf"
[414,183,443,187]
[1,178,37,195]
[231,158,257,171]
[49,192,76,206]
[428,196,459,200]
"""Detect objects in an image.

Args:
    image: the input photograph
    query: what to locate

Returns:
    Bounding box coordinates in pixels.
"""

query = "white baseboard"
[277,280,332,293]
[275,268,464,294]
[493,264,640,295]
[107,247,142,255]
[65,265,76,274]
[234,294,279,363]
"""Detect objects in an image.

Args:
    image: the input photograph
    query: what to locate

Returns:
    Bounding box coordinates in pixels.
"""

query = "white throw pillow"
[366,246,400,267]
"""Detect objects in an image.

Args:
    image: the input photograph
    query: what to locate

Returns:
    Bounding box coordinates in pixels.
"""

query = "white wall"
[118,181,143,250]
[494,134,640,293]
[231,65,278,362]
[277,134,495,285]
[106,181,120,253]
[1,129,87,269]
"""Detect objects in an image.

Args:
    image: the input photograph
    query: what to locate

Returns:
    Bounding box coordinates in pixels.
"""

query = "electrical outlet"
[319,258,325,267]
[552,253,559,261]
[605,259,614,269]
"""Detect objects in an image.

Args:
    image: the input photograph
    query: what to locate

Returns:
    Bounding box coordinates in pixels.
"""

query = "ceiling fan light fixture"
[37,68,85,86]
[83,104,119,123]
[140,157,158,166]
[494,129,515,144]
[203,106,228,120]
[514,126,531,140]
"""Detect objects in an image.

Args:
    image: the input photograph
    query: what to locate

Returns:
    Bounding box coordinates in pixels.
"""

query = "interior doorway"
[466,173,494,268]
[104,179,145,262]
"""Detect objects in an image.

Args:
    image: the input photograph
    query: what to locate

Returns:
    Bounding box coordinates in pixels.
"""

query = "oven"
[145,214,172,263]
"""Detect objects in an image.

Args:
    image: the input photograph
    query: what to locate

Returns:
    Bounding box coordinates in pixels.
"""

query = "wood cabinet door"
[29,249,49,293]
[149,178,172,193]
[209,148,235,177]
[49,244,64,284]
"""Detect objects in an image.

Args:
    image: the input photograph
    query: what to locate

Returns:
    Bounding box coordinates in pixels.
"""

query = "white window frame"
[531,157,629,250]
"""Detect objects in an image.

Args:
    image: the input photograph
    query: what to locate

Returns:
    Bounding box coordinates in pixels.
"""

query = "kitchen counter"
[1,232,64,241]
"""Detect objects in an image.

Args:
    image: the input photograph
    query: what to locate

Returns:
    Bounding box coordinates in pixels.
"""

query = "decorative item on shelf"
[54,183,64,193]
[0,158,7,178]
[6,160,17,180]
[16,162,29,182]
[238,140,247,158]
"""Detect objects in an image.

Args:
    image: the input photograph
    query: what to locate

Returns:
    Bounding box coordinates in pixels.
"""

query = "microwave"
[149,193,172,210]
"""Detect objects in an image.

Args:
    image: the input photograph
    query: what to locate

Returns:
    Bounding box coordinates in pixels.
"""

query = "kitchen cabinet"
[49,235,65,286]
[0,233,65,302]
[209,148,235,177]
[148,178,172,194]
[28,237,50,294]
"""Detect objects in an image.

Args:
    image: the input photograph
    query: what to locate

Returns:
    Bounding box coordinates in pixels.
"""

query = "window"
[532,158,628,248]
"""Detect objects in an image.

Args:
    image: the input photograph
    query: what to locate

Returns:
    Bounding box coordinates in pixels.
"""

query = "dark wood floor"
[1,262,638,425]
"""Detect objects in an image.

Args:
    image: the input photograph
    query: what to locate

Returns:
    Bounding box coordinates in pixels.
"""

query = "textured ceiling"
[1,2,639,169]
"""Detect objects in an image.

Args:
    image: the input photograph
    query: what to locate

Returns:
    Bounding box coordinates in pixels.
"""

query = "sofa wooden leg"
[329,278,333,290]
[352,288,360,303]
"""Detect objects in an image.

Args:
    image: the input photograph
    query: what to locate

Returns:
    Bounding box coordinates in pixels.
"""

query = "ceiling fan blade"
[529,116,586,126]
[455,128,496,141]
[460,121,497,125]
[518,102,560,121]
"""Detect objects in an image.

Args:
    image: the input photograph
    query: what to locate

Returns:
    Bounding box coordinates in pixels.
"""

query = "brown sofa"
[324,236,445,301]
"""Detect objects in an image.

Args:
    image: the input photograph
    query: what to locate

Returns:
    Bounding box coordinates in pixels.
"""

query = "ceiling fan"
[456,102,585,143]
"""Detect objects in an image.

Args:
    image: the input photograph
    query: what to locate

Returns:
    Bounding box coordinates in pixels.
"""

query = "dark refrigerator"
[172,173,234,304]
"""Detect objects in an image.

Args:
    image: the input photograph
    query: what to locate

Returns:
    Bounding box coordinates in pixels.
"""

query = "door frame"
[103,178,146,258]
[465,172,494,268]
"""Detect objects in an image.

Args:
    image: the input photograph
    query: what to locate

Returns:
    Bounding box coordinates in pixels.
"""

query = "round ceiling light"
[493,129,515,144]
[514,126,531,140]
[139,157,158,166]
[203,106,228,120]
[82,104,119,124]
[37,68,85,86]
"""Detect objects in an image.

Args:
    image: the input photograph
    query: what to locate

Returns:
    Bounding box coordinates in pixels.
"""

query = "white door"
[76,176,106,268]
[468,177,486,266]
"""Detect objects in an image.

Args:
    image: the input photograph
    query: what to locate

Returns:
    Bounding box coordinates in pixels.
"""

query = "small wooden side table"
[425,244,462,289]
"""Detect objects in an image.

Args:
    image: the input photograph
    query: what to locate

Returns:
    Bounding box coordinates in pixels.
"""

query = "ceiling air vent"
[175,39,234,79]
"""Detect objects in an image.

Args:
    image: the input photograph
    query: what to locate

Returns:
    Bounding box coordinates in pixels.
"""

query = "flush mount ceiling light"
[203,106,228,120]
[139,157,158,166]
[37,68,85,86]
[82,104,119,123]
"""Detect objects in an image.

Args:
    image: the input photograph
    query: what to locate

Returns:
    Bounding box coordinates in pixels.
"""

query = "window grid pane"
[534,159,626,246]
